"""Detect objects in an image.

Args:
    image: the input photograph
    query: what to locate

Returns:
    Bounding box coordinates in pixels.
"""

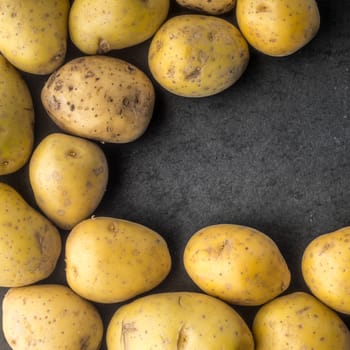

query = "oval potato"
[107,292,254,350]
[184,224,290,305]
[65,217,171,303]
[176,0,236,15]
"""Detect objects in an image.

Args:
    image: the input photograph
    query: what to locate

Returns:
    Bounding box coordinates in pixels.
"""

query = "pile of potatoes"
[2,0,349,349]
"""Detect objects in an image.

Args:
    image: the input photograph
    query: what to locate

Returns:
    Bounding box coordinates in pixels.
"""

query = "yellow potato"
[184,224,290,305]
[69,0,169,54]
[0,0,69,74]
[148,14,249,97]
[302,226,350,314]
[236,0,320,56]
[0,182,61,287]
[253,291,350,349]
[65,217,171,303]
[29,133,108,230]
[107,292,254,350]
[2,284,103,350]
[176,0,236,15]
[41,56,155,143]
[0,55,34,175]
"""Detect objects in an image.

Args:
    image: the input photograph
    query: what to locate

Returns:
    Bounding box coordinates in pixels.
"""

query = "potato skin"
[236,0,320,56]
[107,292,254,350]
[29,133,108,230]
[0,0,69,74]
[2,284,103,350]
[302,226,350,314]
[69,0,169,54]
[148,14,249,97]
[253,292,350,350]
[176,0,236,15]
[65,217,171,303]
[41,56,155,143]
[0,182,61,287]
[184,224,290,305]
[0,56,34,175]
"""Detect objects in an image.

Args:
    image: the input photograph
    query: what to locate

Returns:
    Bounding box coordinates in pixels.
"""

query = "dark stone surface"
[1,0,350,349]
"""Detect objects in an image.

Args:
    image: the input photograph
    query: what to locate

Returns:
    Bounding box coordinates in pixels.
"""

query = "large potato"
[236,0,320,56]
[29,133,108,230]
[0,55,34,175]
[2,284,103,350]
[41,56,155,143]
[0,0,69,74]
[253,292,350,349]
[302,226,350,314]
[184,224,290,305]
[69,0,169,54]
[65,217,171,303]
[107,292,254,349]
[0,182,61,287]
[176,0,236,15]
[148,14,249,97]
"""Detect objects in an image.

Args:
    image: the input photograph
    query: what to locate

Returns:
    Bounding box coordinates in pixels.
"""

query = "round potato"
[65,217,171,303]
[29,133,108,230]
[148,14,249,97]
[2,284,103,350]
[176,0,236,15]
[236,0,320,56]
[253,292,350,349]
[107,292,254,350]
[41,56,155,143]
[184,224,290,305]
[69,0,169,54]
[302,226,350,314]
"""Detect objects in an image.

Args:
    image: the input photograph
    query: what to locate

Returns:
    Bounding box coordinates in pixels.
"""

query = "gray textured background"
[1,0,350,349]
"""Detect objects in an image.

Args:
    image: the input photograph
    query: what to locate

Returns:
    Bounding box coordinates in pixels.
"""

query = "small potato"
[253,292,350,349]
[0,182,61,287]
[29,133,108,230]
[302,226,350,314]
[2,284,103,350]
[176,0,236,15]
[184,224,290,305]
[65,217,171,303]
[148,14,249,97]
[236,0,320,56]
[107,292,254,350]
[41,56,155,143]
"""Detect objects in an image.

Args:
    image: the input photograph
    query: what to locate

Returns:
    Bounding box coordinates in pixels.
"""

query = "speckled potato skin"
[0,56,34,175]
[41,56,155,143]
[69,0,169,54]
[253,292,350,349]
[148,15,249,97]
[302,226,350,314]
[183,224,290,306]
[236,0,320,56]
[0,182,61,287]
[0,0,69,74]
[29,133,108,230]
[2,284,103,350]
[176,0,236,15]
[107,292,254,350]
[65,217,171,303]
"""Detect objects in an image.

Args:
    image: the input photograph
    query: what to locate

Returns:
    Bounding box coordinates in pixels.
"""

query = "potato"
[176,0,236,15]
[2,284,103,350]
[253,291,350,349]
[183,224,290,306]
[0,182,61,287]
[41,56,155,143]
[0,55,34,175]
[69,0,169,54]
[107,292,254,350]
[65,217,171,303]
[0,0,69,74]
[302,226,350,314]
[148,14,249,97]
[236,0,320,56]
[29,133,108,230]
